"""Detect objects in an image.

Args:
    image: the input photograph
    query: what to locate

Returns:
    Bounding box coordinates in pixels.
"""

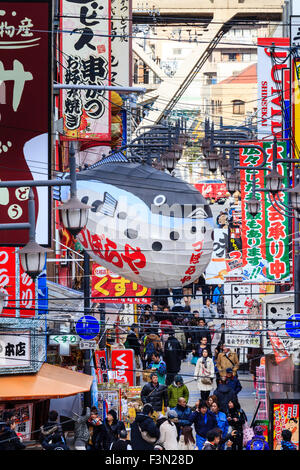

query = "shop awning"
[0,363,93,401]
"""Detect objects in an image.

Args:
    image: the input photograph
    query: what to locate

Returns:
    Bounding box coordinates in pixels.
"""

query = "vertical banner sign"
[0,1,51,246]
[257,38,289,140]
[240,142,290,282]
[60,0,111,141]
[263,141,290,282]
[273,403,299,450]
[0,248,16,317]
[111,349,134,386]
[240,145,267,282]
[0,248,36,318]
[94,350,108,384]
[205,229,228,284]
[111,0,131,87]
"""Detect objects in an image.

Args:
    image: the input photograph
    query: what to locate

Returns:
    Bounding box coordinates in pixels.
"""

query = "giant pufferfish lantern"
[73,161,214,289]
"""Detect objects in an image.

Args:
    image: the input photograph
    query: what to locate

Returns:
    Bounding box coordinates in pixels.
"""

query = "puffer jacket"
[141,382,168,411]
[131,413,160,450]
[168,383,189,408]
[172,405,193,427]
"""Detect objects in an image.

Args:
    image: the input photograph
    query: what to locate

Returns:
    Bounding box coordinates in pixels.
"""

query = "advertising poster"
[273,403,299,450]
[224,282,261,348]
[91,263,151,304]
[94,350,108,384]
[264,301,294,355]
[0,0,51,246]
[0,403,33,441]
[60,0,111,141]
[111,0,131,87]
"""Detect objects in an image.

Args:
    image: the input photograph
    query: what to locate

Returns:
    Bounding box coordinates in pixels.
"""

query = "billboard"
[257,38,289,139]
[60,0,111,141]
[0,0,51,246]
[240,142,290,283]
[91,263,151,304]
[273,403,299,450]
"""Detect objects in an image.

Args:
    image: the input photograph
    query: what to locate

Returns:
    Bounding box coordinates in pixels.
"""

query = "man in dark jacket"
[141,373,168,413]
[213,377,237,413]
[191,400,218,450]
[104,409,126,450]
[40,410,67,450]
[164,330,182,386]
[0,413,26,451]
[226,368,242,395]
[131,404,160,451]
[172,397,193,429]
[125,324,141,358]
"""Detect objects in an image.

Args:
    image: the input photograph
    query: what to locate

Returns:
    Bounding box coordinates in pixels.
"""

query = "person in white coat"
[156,410,179,450]
[194,348,215,401]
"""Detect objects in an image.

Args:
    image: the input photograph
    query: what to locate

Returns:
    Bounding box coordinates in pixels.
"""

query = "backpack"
[249,437,266,450]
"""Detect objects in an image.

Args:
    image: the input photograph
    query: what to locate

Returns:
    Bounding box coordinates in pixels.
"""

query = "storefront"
[0,363,93,443]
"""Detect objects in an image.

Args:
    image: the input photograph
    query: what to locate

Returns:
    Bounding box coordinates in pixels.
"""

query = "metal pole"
[53,84,146,93]
[28,189,36,242]
[83,250,92,408]
[294,170,300,392]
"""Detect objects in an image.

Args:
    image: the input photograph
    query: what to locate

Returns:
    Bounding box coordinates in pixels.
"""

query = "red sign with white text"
[0,1,51,246]
[111,349,134,386]
[91,263,151,304]
[0,247,16,317]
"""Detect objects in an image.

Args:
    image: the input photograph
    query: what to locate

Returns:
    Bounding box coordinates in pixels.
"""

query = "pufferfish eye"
[153,194,166,207]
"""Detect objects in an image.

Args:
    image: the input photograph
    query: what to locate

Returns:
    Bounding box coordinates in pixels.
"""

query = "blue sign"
[286,314,300,338]
[76,315,100,340]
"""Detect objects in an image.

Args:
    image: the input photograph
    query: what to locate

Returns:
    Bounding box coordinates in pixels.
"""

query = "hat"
[226,368,233,373]
[207,321,215,327]
[174,374,183,384]
[254,425,264,436]
[167,410,178,420]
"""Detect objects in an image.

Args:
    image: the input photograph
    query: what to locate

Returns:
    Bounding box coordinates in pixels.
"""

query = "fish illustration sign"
[70,161,214,288]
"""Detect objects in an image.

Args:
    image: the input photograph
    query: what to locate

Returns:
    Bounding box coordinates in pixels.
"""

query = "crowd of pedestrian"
[0,293,296,452]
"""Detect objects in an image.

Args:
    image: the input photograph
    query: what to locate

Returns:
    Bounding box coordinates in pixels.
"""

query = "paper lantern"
[74,162,214,288]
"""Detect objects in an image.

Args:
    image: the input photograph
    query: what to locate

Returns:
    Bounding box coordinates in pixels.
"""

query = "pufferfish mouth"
[151,204,211,219]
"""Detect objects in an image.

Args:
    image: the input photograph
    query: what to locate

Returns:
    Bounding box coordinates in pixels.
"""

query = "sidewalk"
[179,359,256,421]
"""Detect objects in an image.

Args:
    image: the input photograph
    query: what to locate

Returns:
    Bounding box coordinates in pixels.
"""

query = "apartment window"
[232,100,245,115]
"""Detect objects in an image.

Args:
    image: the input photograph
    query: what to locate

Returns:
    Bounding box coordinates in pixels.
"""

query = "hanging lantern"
[265,169,284,193]
[246,196,261,217]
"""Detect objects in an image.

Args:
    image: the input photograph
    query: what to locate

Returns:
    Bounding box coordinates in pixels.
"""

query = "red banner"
[91,264,151,304]
[0,1,51,246]
[111,349,134,386]
[0,247,16,317]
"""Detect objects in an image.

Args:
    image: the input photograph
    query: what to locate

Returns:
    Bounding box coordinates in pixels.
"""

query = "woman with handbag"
[194,349,215,401]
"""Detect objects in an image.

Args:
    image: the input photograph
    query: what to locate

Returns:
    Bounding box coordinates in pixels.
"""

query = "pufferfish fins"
[81,192,118,217]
